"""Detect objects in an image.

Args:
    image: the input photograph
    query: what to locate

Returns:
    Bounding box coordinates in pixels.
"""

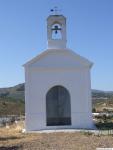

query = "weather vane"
[50,6,61,15]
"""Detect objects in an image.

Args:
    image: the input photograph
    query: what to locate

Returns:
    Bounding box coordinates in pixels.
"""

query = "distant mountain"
[0,83,25,101]
[0,84,25,116]
[92,89,113,94]
[0,83,113,101]
[0,83,113,115]
[92,89,113,99]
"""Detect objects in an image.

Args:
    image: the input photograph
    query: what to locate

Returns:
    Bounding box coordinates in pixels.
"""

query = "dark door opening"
[46,86,71,126]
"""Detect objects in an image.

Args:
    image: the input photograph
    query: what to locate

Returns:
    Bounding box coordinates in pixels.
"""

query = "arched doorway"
[46,86,71,126]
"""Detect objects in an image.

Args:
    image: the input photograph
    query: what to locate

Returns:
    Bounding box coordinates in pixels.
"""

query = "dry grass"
[0,122,113,150]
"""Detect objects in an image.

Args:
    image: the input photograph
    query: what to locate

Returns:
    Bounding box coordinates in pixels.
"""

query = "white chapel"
[23,13,94,131]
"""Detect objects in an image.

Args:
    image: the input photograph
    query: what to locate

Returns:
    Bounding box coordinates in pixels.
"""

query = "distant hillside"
[0,83,24,101]
[0,84,25,116]
[92,89,113,98]
[0,83,113,101]
[0,83,113,115]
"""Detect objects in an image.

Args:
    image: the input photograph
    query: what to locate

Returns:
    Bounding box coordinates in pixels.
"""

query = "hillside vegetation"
[0,83,113,116]
[0,83,24,101]
[0,84,25,116]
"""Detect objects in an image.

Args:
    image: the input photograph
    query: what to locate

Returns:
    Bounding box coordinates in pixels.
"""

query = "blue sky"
[0,0,113,91]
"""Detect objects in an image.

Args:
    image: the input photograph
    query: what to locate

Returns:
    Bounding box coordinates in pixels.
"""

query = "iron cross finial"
[50,6,61,15]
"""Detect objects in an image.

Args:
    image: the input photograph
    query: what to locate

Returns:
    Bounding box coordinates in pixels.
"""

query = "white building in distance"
[23,13,94,131]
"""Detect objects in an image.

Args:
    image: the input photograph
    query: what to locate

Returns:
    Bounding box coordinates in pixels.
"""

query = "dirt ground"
[0,122,113,150]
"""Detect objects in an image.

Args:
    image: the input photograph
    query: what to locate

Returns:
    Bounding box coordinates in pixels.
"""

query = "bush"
[92,108,96,113]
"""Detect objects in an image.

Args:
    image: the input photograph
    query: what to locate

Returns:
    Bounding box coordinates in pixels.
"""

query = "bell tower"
[47,14,67,49]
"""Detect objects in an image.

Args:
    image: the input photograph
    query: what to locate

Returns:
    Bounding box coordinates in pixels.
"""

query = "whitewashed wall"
[24,49,94,131]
